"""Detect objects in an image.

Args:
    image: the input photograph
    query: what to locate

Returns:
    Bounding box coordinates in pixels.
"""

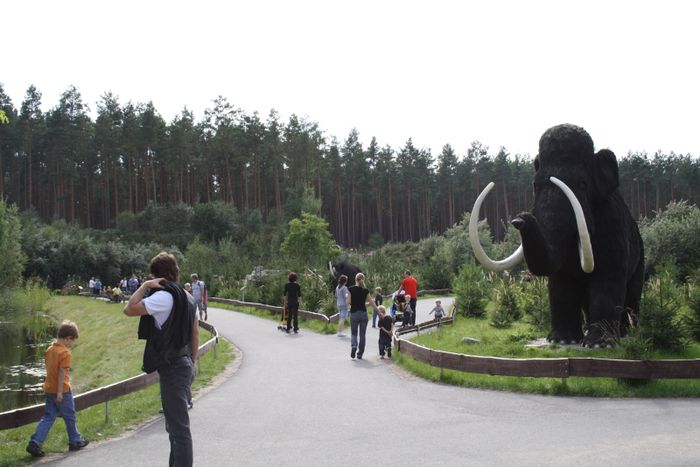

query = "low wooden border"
[0,320,219,431]
[393,317,700,380]
[209,297,331,323]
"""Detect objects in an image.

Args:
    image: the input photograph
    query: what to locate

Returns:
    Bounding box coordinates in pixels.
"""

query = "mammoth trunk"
[469,177,594,274]
[511,213,559,276]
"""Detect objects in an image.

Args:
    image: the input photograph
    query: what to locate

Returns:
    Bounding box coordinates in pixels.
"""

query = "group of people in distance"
[331,270,421,360]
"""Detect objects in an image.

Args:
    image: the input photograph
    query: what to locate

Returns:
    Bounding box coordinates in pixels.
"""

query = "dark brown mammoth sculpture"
[469,124,644,347]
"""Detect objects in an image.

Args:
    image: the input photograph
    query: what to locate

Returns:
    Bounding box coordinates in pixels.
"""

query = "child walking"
[372,287,383,328]
[26,320,89,458]
[401,294,413,327]
[377,306,393,358]
[429,299,445,321]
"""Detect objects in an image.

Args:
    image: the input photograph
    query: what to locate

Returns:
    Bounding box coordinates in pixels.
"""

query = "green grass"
[399,316,700,397]
[0,296,234,466]
[213,301,340,335]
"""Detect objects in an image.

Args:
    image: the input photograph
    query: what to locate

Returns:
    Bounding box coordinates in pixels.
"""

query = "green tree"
[0,199,26,287]
[281,212,336,270]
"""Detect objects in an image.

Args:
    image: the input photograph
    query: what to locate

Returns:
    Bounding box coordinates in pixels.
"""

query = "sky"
[3,0,699,158]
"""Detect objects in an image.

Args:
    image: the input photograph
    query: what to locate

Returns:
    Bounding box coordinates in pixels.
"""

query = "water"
[0,322,52,412]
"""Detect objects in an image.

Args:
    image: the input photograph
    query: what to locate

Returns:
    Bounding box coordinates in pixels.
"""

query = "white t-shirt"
[143,290,174,329]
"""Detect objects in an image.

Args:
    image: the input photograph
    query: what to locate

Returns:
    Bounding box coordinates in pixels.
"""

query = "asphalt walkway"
[42,298,700,466]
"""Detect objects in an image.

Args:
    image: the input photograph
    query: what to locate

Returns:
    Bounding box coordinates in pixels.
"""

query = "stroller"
[390,290,411,326]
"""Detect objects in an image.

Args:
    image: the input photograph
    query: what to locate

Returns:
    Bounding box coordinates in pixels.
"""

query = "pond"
[0,321,52,412]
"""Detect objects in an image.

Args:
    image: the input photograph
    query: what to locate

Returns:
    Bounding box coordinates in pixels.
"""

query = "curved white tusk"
[468,182,524,271]
[549,176,594,273]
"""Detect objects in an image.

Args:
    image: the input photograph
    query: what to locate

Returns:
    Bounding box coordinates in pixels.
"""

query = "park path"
[42,298,700,466]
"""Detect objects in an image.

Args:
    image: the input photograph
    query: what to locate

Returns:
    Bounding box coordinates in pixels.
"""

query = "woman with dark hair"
[348,272,378,359]
[284,272,302,334]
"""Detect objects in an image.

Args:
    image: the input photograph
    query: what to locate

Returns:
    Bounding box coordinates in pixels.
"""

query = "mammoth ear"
[592,149,619,201]
[533,156,540,172]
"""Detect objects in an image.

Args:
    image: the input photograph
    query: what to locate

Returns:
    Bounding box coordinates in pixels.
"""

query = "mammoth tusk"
[549,176,594,273]
[468,182,524,271]
[328,262,336,278]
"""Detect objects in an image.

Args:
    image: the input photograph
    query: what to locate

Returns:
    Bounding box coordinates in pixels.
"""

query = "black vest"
[138,283,194,373]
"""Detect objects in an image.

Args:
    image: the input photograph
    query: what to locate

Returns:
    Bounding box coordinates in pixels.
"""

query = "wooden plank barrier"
[0,319,219,431]
[208,297,331,323]
[394,318,700,380]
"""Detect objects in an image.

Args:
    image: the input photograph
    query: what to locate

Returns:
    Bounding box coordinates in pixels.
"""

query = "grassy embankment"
[399,313,700,397]
[0,296,234,466]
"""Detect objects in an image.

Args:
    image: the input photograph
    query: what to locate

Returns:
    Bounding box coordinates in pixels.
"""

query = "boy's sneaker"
[69,439,90,451]
[26,441,45,458]
[351,347,356,359]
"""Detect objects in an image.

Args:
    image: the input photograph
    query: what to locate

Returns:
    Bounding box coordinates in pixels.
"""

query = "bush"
[519,275,550,332]
[685,267,700,341]
[417,235,453,289]
[490,273,521,328]
[639,266,691,352]
[298,271,331,314]
[453,261,490,318]
[640,201,700,280]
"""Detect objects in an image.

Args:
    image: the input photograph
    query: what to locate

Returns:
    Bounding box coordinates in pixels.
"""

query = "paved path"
[44,298,700,466]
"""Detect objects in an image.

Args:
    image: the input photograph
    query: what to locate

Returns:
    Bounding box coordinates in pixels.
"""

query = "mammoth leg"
[547,274,585,344]
[584,277,627,346]
[621,254,645,336]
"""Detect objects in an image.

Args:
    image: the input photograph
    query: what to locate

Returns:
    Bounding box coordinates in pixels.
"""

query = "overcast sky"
[3,0,699,158]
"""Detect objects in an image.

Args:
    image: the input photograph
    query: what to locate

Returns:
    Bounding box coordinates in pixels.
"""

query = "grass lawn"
[0,296,234,467]
[400,315,700,397]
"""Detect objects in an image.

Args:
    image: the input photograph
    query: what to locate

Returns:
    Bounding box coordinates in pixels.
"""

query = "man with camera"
[124,251,199,467]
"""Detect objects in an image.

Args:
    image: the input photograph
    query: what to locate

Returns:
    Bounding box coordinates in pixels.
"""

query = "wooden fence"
[0,320,219,431]
[393,317,700,380]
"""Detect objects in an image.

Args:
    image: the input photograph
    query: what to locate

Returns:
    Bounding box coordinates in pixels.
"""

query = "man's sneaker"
[26,441,45,458]
[357,354,363,360]
[351,347,356,359]
[68,439,90,451]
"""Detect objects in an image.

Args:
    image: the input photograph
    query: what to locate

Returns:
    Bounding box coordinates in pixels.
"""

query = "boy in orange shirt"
[26,320,89,457]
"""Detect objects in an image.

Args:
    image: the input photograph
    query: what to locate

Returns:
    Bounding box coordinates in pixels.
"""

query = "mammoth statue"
[329,261,362,291]
[469,124,644,347]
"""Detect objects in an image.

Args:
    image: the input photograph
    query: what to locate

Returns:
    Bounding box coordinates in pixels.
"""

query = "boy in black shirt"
[284,272,302,333]
[377,306,393,358]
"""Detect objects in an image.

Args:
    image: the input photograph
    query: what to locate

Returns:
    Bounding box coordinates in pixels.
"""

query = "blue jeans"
[410,298,417,325]
[159,356,194,467]
[31,392,82,445]
[350,310,368,356]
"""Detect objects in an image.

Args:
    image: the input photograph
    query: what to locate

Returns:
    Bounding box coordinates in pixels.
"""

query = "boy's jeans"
[350,310,368,356]
[31,392,82,445]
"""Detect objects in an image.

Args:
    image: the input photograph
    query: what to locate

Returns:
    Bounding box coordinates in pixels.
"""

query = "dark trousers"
[379,334,392,355]
[287,304,299,331]
[410,298,417,325]
[159,356,194,467]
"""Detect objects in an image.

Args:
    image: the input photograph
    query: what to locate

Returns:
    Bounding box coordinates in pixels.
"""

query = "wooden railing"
[393,316,700,380]
[208,297,331,323]
[0,320,219,431]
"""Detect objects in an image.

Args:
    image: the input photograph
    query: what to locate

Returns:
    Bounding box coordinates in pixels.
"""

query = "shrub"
[453,261,490,318]
[638,266,691,352]
[685,267,700,341]
[519,275,550,332]
[640,201,700,280]
[489,273,521,328]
